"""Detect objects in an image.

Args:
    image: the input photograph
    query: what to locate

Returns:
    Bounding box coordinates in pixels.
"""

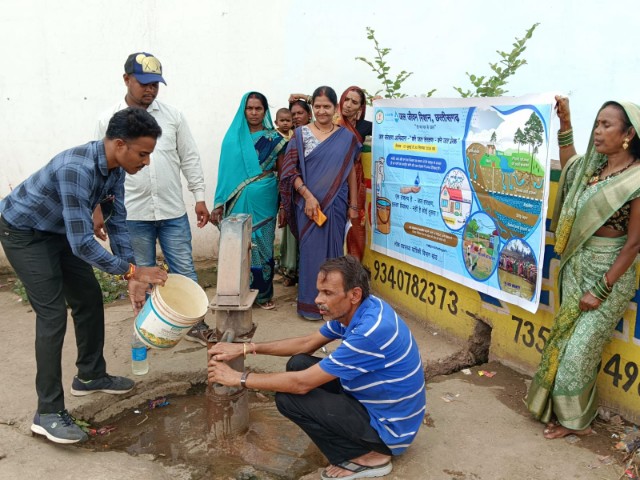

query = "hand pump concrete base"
[207,214,258,439]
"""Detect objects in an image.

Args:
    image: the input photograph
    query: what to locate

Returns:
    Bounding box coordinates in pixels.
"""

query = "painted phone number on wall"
[372,260,458,315]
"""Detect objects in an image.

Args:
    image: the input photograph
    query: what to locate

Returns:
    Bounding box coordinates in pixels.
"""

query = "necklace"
[314,121,334,134]
[589,158,638,185]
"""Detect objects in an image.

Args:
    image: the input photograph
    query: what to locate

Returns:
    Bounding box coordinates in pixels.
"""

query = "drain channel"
[424,315,493,381]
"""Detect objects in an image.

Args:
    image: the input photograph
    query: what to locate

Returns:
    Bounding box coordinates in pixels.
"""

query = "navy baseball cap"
[124,52,166,85]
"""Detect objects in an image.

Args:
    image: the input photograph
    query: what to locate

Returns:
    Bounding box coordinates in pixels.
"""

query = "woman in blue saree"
[280,86,360,320]
[212,92,286,309]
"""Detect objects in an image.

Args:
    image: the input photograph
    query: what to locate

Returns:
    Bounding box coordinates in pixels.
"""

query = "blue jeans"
[127,213,198,282]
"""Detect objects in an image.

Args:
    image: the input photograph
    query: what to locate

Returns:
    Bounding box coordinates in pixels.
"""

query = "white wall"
[2,0,639,268]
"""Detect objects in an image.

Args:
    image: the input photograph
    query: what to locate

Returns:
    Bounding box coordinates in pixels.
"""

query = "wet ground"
[78,363,637,480]
[88,386,324,480]
[1,271,638,479]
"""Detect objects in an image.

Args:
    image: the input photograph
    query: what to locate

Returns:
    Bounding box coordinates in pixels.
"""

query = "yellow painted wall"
[361,148,640,423]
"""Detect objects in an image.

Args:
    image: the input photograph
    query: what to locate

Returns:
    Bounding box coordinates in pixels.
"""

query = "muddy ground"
[0,269,635,480]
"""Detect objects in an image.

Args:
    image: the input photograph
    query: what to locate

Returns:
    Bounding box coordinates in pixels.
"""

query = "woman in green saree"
[212,92,286,309]
[527,96,640,439]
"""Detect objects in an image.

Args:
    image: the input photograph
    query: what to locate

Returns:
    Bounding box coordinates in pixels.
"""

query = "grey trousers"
[0,217,106,413]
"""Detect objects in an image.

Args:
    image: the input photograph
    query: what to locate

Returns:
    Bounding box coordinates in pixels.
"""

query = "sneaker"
[31,410,88,444]
[184,320,212,347]
[70,374,135,396]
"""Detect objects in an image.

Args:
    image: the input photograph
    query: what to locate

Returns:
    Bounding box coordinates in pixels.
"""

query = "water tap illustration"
[375,157,385,199]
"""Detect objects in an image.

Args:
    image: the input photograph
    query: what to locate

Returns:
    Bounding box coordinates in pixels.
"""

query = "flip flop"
[320,460,393,479]
[257,301,276,310]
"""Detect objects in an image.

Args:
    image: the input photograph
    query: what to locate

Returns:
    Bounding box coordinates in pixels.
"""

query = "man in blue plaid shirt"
[0,107,168,444]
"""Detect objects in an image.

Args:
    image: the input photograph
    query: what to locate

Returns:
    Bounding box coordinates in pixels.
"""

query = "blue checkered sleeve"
[105,176,136,263]
[57,161,131,275]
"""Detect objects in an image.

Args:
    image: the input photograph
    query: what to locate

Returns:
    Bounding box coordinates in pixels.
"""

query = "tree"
[467,218,480,238]
[514,127,525,153]
[357,23,539,101]
[490,131,497,145]
[454,23,540,98]
[355,28,436,103]
[523,112,543,159]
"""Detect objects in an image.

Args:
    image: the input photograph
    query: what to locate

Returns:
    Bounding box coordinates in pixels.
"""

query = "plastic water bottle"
[131,332,149,375]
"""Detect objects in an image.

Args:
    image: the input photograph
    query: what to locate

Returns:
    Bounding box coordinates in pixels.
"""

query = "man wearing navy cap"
[95,52,211,345]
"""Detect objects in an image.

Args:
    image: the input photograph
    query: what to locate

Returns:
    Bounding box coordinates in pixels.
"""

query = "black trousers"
[275,354,392,465]
[0,217,106,413]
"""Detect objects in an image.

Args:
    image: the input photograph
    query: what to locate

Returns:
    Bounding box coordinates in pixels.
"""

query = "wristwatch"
[240,371,251,389]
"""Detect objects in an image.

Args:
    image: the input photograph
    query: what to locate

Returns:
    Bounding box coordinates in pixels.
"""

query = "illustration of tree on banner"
[524,113,544,159]
[514,127,525,153]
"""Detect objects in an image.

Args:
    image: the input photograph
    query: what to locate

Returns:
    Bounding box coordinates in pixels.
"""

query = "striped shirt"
[319,295,426,454]
[0,141,134,274]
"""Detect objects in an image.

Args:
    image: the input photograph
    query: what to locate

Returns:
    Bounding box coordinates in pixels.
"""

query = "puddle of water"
[89,386,325,479]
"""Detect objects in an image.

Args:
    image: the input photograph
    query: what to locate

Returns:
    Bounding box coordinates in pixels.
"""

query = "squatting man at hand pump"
[0,108,168,445]
[208,255,426,480]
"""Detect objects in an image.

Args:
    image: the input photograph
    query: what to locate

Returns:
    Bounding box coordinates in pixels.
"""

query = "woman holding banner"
[527,96,640,438]
[280,86,360,320]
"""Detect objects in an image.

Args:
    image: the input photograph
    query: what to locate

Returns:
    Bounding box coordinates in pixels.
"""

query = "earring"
[623,138,630,150]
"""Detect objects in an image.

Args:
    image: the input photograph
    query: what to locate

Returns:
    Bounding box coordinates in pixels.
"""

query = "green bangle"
[590,289,608,302]
[558,128,574,147]
[592,280,607,296]
[591,277,611,301]
[595,275,612,293]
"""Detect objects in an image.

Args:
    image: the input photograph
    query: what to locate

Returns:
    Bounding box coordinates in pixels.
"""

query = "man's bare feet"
[322,451,392,478]
[542,423,593,439]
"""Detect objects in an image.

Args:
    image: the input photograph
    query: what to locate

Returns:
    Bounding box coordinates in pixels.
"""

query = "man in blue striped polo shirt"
[208,255,426,479]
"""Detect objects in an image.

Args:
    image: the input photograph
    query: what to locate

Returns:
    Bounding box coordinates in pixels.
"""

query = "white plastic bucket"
[135,274,209,349]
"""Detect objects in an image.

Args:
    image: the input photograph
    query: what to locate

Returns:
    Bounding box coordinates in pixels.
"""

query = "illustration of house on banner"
[441,186,470,215]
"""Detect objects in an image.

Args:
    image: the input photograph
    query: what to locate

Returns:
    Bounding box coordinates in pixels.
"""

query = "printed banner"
[371,94,556,313]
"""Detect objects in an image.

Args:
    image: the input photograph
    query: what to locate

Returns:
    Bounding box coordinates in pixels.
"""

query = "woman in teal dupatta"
[212,92,286,309]
[527,97,640,438]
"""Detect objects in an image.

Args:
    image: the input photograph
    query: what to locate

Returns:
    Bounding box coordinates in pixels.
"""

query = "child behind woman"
[274,108,293,141]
